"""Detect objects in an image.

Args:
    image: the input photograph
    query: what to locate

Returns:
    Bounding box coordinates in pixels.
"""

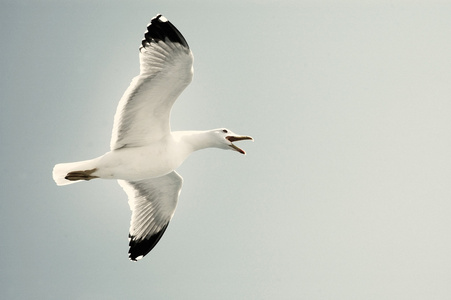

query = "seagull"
[52,14,252,261]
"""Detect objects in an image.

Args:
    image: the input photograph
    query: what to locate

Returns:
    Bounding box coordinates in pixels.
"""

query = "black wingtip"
[128,223,170,261]
[140,14,189,50]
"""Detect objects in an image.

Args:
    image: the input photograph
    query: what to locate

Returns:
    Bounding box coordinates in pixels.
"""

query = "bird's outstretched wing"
[118,171,183,261]
[110,15,193,150]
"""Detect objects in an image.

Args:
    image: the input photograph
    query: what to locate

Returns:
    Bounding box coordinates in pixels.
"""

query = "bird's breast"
[95,144,185,181]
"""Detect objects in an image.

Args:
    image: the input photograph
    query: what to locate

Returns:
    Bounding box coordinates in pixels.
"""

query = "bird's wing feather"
[118,171,183,261]
[110,15,193,150]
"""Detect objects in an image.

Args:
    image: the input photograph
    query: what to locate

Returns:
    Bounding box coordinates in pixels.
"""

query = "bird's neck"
[173,130,214,153]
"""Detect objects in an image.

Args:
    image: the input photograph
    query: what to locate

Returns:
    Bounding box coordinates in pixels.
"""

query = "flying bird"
[52,14,252,261]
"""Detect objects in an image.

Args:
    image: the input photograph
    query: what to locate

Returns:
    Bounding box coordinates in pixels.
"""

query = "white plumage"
[53,14,252,261]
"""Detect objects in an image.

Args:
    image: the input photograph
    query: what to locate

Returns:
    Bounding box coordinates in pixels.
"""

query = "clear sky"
[2,0,451,299]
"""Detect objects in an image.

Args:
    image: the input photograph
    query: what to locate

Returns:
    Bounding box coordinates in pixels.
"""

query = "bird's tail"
[52,158,99,186]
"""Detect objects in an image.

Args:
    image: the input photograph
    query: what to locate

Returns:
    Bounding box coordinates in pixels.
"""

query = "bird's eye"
[222,129,228,133]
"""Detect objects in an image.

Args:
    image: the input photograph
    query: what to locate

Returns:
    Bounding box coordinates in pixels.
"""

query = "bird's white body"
[53,130,230,185]
[54,145,182,184]
[99,136,187,180]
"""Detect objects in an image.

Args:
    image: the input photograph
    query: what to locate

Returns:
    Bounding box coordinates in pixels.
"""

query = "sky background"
[2,0,451,299]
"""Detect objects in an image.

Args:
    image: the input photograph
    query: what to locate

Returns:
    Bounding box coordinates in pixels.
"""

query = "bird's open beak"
[226,135,254,154]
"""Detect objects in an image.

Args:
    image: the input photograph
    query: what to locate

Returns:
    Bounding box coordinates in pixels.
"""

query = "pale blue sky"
[2,1,451,299]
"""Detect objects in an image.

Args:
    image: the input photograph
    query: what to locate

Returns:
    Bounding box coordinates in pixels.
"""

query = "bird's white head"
[209,128,253,155]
